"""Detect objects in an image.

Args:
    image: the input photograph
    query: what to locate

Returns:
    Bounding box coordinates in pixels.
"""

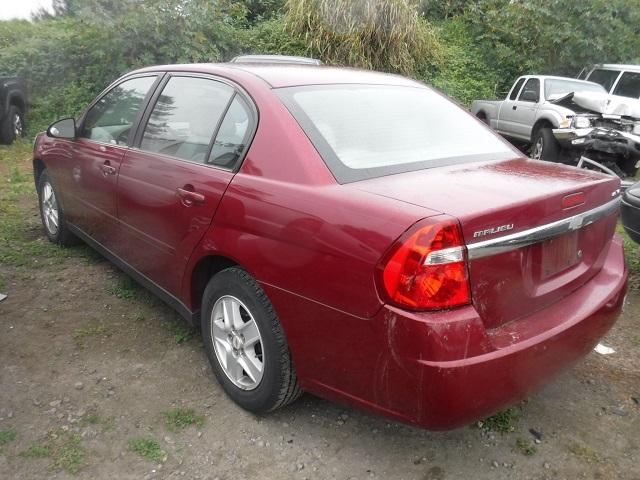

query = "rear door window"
[612,71,640,99]
[587,69,621,92]
[208,96,252,169]
[509,78,525,100]
[140,76,234,163]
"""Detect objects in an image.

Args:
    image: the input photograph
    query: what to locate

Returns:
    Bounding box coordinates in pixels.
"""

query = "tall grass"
[284,0,440,75]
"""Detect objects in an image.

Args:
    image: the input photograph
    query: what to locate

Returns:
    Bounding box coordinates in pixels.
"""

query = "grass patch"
[476,406,520,433]
[130,310,145,322]
[72,324,109,341]
[618,224,640,290]
[0,273,6,292]
[567,440,602,464]
[164,408,205,431]
[20,432,85,474]
[632,335,640,347]
[128,437,166,462]
[515,438,536,456]
[0,429,17,446]
[163,320,194,344]
[106,276,138,300]
[79,414,100,427]
[20,444,51,458]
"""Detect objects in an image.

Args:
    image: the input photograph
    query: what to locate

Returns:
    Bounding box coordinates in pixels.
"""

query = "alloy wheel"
[41,182,59,235]
[210,295,264,390]
[13,113,23,137]
[532,137,544,159]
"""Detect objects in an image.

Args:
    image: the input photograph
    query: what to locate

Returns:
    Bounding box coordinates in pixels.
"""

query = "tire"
[37,169,78,246]
[531,127,560,162]
[477,112,489,126]
[0,105,25,145]
[202,267,301,413]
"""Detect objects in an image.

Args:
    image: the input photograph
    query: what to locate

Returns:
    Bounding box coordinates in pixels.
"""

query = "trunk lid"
[351,157,621,328]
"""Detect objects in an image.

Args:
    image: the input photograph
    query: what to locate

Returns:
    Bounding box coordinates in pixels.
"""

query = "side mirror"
[47,118,76,139]
[520,91,539,103]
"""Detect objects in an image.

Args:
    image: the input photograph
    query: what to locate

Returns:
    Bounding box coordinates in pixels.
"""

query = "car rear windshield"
[277,84,515,183]
[544,79,605,99]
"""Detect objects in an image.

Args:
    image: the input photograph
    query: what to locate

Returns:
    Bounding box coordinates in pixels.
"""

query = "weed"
[72,324,109,340]
[106,276,138,300]
[515,438,536,456]
[163,321,194,344]
[79,414,100,427]
[130,310,145,322]
[20,444,51,458]
[164,408,205,431]
[0,429,17,446]
[0,274,6,291]
[476,407,520,433]
[51,434,85,474]
[632,335,640,347]
[128,437,165,462]
[567,441,602,463]
[19,432,85,473]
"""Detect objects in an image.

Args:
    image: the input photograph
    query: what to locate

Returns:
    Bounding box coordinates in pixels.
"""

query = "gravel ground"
[1,143,639,479]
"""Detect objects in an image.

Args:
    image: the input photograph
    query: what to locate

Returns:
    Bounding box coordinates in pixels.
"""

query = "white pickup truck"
[471,75,640,177]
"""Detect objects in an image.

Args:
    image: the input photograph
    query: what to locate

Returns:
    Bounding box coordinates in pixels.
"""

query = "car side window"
[80,76,157,145]
[509,78,525,100]
[612,72,640,99]
[140,76,234,163]
[587,69,620,92]
[518,78,540,103]
[208,95,251,169]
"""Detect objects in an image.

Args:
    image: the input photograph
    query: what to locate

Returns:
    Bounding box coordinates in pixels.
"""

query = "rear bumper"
[380,235,627,429]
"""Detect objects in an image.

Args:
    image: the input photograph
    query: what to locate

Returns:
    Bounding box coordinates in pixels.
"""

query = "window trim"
[76,73,164,148]
[132,72,259,173]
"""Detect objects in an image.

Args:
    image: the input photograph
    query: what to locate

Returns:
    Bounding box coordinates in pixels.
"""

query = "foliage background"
[1,0,639,133]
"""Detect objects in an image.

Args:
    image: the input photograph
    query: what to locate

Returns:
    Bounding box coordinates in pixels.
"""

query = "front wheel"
[201,267,301,413]
[38,169,77,245]
[531,127,560,162]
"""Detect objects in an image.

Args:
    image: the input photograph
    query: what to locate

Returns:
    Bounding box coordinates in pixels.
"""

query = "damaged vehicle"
[34,63,627,430]
[471,75,640,179]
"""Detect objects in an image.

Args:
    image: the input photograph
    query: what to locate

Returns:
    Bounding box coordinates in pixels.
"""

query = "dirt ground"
[1,142,639,479]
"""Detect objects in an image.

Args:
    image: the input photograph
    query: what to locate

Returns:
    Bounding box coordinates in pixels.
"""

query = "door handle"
[512,105,517,110]
[176,186,205,206]
[101,163,117,176]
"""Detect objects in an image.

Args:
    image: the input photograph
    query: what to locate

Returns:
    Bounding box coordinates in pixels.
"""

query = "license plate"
[541,231,580,279]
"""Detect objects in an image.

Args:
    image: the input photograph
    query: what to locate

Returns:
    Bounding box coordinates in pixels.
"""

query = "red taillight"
[377,217,471,311]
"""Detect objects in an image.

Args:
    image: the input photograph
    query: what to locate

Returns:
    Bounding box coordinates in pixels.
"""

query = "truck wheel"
[0,105,25,144]
[476,112,489,125]
[621,156,639,178]
[531,127,560,162]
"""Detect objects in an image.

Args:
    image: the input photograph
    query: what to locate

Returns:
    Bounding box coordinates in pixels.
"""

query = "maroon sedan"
[33,63,627,429]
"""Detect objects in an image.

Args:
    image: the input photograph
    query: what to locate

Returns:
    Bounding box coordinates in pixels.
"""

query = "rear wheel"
[37,169,77,245]
[201,267,301,412]
[531,127,560,162]
[0,105,25,144]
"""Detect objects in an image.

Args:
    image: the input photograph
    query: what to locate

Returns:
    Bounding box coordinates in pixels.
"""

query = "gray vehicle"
[580,64,640,99]
[0,75,27,145]
[472,75,640,178]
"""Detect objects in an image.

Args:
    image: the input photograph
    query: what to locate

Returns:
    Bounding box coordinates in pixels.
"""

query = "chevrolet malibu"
[33,64,628,430]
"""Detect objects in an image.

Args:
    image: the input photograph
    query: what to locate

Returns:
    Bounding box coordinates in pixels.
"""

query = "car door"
[65,75,160,246]
[496,77,525,135]
[497,77,540,140]
[113,74,255,295]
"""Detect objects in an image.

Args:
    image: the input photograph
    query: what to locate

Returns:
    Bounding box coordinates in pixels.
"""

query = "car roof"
[131,63,424,89]
[520,75,600,84]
